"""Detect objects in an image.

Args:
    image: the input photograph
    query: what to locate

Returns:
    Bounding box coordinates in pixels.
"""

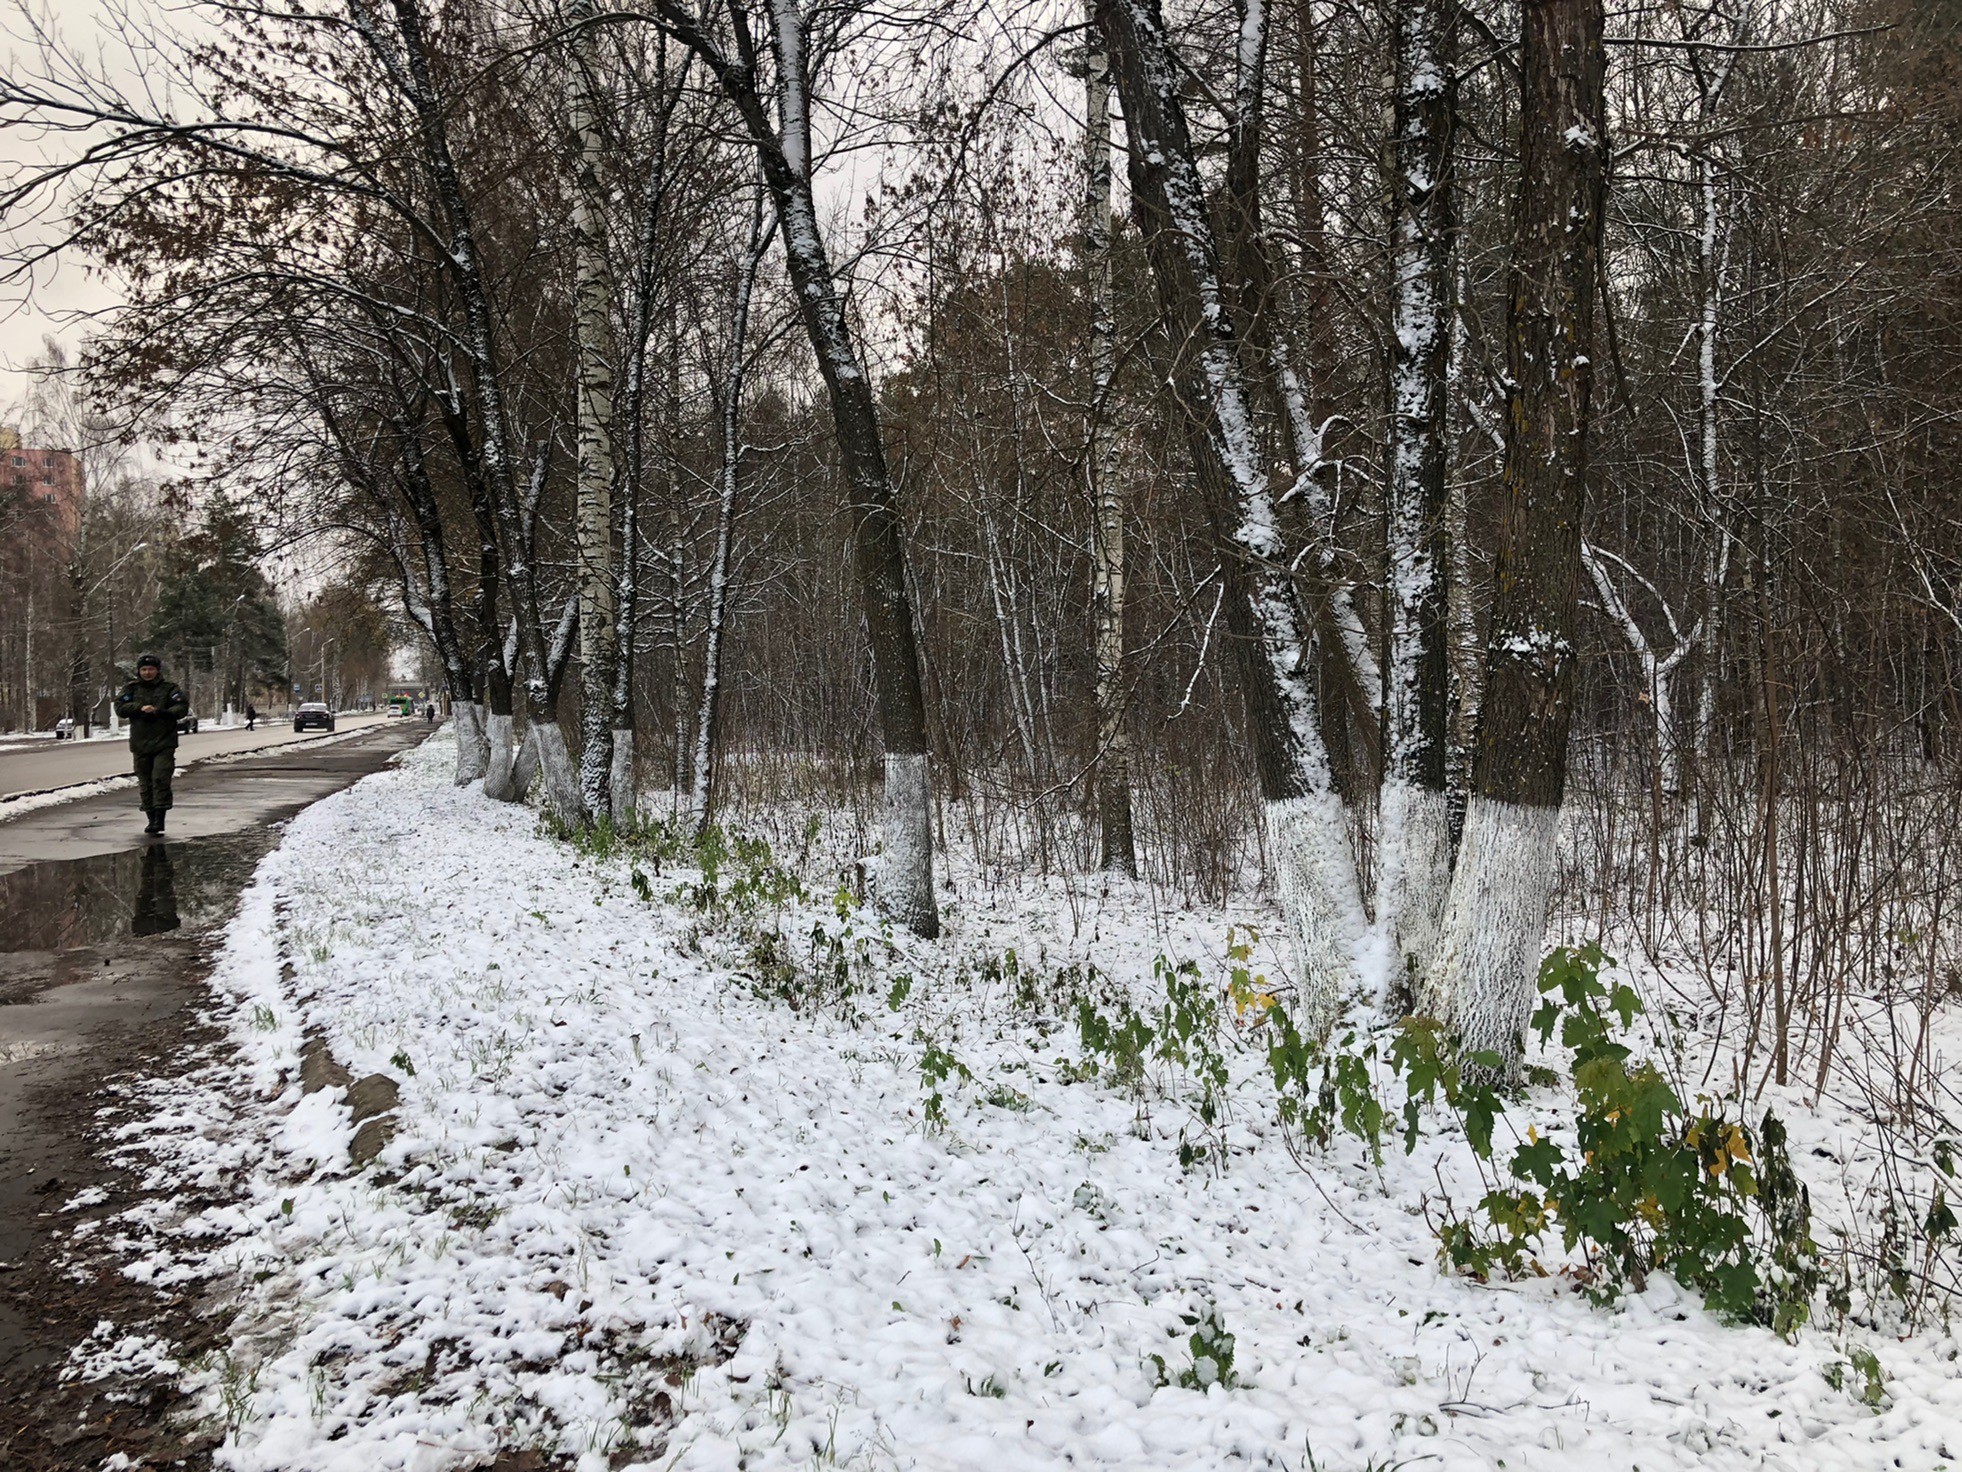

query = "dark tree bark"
[1424,0,1607,1070]
[647,0,939,936]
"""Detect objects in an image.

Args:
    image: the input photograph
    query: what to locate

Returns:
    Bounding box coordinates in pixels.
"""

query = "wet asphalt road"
[0,711,393,802]
[0,720,432,1462]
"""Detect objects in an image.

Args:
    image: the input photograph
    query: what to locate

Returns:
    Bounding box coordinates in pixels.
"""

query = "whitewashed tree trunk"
[483,712,521,802]
[452,698,489,784]
[1419,796,1562,1045]
[1378,0,1459,997]
[529,721,579,818]
[1101,0,1365,1031]
[1423,0,1606,1072]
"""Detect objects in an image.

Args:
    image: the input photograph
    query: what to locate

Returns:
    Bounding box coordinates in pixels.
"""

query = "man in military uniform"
[114,653,189,835]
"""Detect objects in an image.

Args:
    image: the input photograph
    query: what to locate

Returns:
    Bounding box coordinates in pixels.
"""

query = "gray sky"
[0,0,128,422]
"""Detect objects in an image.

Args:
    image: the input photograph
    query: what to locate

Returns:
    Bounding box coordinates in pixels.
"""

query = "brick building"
[1,427,84,549]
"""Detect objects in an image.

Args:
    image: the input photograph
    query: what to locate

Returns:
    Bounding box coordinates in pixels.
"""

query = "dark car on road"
[294,702,335,733]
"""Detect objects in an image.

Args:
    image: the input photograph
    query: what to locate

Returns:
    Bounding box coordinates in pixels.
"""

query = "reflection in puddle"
[0,831,277,952]
[132,847,180,937]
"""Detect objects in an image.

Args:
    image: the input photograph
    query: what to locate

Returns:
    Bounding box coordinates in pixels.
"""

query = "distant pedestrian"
[245,702,257,731]
[425,702,436,723]
[114,653,188,836]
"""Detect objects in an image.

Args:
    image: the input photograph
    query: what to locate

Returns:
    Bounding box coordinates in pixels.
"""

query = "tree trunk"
[1379,0,1459,1004]
[1423,0,1606,1075]
[691,193,767,833]
[754,3,939,933]
[1100,0,1364,1031]
[569,0,618,824]
[375,0,576,819]
[644,0,940,933]
[1085,3,1136,878]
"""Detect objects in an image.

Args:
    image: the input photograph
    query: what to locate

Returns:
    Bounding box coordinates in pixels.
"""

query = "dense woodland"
[2,0,1958,1100]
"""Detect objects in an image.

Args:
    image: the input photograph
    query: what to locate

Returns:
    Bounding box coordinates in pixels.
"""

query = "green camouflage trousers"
[134,750,175,811]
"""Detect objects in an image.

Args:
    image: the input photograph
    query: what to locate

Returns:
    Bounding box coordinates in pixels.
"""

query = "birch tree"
[1083,3,1135,877]
[690,191,770,831]
[567,0,621,822]
[1377,0,1460,998]
[1582,541,1697,799]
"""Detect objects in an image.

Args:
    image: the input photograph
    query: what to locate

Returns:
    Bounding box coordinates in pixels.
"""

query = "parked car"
[177,710,200,734]
[53,716,75,740]
[294,702,335,733]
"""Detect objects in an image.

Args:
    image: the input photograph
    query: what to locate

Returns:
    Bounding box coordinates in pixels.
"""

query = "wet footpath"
[0,722,429,1468]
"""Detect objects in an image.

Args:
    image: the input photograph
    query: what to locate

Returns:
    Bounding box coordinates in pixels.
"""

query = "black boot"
[143,809,163,835]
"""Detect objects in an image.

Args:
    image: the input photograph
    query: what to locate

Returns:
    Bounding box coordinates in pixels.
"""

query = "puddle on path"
[0,829,277,956]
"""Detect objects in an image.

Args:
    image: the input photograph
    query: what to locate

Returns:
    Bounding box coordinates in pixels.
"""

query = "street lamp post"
[318,636,336,710]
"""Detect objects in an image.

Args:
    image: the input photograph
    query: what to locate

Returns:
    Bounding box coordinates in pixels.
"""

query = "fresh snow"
[91,734,1962,1470]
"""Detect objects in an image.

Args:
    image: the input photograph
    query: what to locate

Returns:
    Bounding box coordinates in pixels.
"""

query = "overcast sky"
[0,0,128,423]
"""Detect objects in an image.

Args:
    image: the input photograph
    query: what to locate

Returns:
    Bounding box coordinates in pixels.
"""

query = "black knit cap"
[136,653,162,670]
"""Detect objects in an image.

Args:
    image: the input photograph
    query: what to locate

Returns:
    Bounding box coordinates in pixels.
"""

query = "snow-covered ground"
[95,734,1962,1470]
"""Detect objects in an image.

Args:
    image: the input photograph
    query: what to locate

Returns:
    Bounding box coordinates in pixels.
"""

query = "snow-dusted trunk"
[1100,0,1364,1031]
[1225,0,1372,797]
[569,0,618,824]
[1378,0,1459,1001]
[1424,0,1606,1072]
[1085,6,1136,877]
[690,195,766,833]
[370,0,575,820]
[646,0,940,931]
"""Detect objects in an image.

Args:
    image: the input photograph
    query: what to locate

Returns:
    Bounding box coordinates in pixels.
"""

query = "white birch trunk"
[1086,6,1135,875]
[570,0,618,823]
[1583,542,1696,801]
[691,193,767,832]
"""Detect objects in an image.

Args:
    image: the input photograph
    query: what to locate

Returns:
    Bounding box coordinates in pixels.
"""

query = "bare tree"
[645,0,941,935]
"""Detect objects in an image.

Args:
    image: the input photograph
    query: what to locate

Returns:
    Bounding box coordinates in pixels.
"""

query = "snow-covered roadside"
[0,771,138,819]
[100,734,1961,1471]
